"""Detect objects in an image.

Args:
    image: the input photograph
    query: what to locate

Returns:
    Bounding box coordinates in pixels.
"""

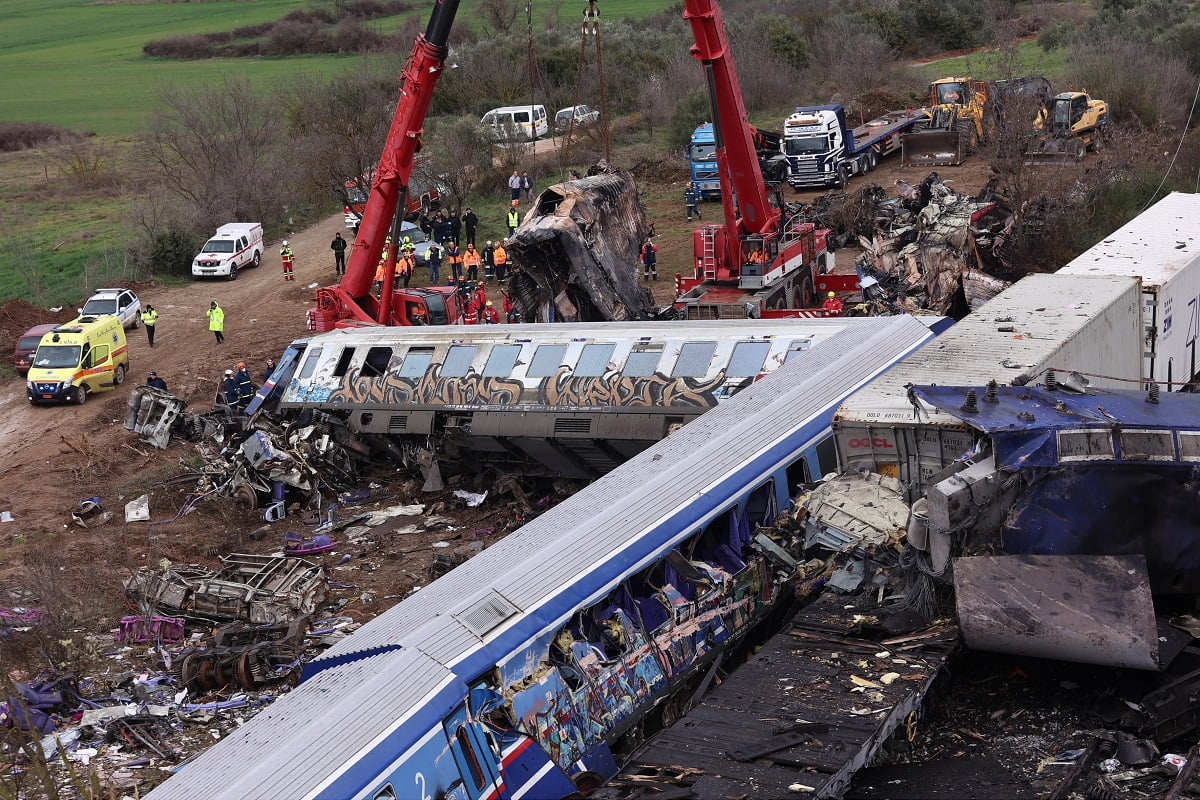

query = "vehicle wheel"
[252,251,262,267]
[1070,139,1086,161]
[800,275,815,308]
[228,264,239,281]
[75,384,88,405]
[835,164,848,190]
[868,150,879,171]
[1092,127,1105,152]
[114,364,126,386]
[131,315,139,329]
[956,121,978,154]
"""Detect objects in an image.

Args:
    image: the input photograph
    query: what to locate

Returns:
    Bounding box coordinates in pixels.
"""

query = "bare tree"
[479,0,519,34]
[139,78,287,231]
[423,118,496,211]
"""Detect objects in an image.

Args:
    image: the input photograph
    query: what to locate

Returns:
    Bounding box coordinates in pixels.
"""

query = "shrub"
[669,89,711,151]
[146,226,201,278]
[0,122,80,152]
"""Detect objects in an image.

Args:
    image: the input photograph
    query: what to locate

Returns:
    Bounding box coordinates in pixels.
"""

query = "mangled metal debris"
[125,386,187,450]
[175,617,309,693]
[125,554,327,625]
[506,160,656,322]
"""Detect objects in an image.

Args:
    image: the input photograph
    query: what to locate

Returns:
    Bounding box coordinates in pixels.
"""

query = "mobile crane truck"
[674,0,858,320]
[310,1,463,330]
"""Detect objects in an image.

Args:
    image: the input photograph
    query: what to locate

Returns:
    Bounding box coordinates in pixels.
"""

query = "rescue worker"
[463,243,481,282]
[822,291,843,316]
[411,305,429,325]
[445,241,463,284]
[330,232,347,276]
[474,282,488,316]
[400,235,416,261]
[146,371,168,391]
[280,240,295,281]
[640,238,658,281]
[502,290,519,323]
[426,243,442,284]
[506,204,520,236]
[396,252,413,289]
[463,207,479,246]
[140,304,158,347]
[482,241,496,282]
[262,358,276,384]
[235,362,254,411]
[207,300,225,344]
[374,235,393,290]
[221,369,239,407]
[493,241,509,282]
[483,300,500,324]
[685,182,701,221]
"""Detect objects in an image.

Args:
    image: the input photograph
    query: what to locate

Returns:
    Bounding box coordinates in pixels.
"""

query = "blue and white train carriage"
[148,316,936,800]
[267,320,872,478]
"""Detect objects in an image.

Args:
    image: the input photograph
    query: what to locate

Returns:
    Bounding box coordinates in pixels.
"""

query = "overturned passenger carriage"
[269,320,873,479]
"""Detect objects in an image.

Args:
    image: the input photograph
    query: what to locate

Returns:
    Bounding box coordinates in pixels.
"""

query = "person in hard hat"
[207,300,225,344]
[493,241,509,282]
[146,371,168,391]
[235,362,254,411]
[483,299,500,324]
[280,240,295,281]
[481,241,496,283]
[822,291,843,316]
[221,369,239,408]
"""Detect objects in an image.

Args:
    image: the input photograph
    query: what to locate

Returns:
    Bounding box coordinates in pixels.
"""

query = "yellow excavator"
[1024,90,1110,164]
[903,75,1051,166]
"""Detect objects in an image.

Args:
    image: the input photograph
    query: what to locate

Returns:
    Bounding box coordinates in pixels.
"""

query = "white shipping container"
[1058,191,1200,389]
[834,273,1143,491]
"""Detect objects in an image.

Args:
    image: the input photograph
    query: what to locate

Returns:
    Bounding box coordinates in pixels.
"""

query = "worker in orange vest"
[822,291,843,316]
[493,241,509,282]
[463,244,482,282]
[445,241,464,284]
[395,253,413,289]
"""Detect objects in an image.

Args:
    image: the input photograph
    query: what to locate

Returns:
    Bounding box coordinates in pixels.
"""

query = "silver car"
[80,288,141,329]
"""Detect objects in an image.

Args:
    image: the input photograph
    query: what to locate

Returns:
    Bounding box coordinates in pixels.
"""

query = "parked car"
[14,323,59,376]
[79,288,140,329]
[398,221,436,264]
[554,104,600,134]
[480,105,549,142]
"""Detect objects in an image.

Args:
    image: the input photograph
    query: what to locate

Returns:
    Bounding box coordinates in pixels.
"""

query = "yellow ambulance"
[26,315,129,405]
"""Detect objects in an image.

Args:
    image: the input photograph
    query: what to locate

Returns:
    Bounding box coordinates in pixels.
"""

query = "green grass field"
[0,0,671,136]
[917,39,1069,84]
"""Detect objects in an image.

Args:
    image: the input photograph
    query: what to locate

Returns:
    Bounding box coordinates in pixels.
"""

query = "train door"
[443,703,503,800]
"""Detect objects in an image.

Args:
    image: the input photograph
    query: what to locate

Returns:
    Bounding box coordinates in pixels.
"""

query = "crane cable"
[562,0,611,173]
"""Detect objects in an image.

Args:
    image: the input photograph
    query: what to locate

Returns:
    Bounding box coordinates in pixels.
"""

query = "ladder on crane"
[699,227,718,280]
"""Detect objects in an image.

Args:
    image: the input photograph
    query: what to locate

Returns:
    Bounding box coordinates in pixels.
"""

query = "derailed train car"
[145,316,937,800]
[265,320,870,479]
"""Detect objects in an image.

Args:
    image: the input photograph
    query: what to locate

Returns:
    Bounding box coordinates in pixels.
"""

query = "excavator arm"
[313,0,459,328]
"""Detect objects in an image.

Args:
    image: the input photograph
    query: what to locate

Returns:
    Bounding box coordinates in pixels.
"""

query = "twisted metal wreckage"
[795,173,1045,316]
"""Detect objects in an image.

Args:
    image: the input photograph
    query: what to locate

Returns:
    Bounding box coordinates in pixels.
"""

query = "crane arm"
[335,0,459,303]
[683,0,777,236]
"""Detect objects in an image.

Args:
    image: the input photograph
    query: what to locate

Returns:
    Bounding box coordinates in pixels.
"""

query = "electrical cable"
[1142,76,1200,212]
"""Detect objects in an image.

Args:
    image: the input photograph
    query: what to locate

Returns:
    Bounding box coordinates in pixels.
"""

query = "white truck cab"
[192,223,264,280]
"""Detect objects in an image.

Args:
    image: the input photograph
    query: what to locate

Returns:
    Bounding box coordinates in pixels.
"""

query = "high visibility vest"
[141,309,158,326]
[493,246,507,265]
[207,307,224,331]
[507,209,520,227]
[447,249,463,265]
[463,250,481,269]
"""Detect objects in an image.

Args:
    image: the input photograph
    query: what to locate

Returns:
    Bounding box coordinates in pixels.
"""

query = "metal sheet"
[954,554,1160,670]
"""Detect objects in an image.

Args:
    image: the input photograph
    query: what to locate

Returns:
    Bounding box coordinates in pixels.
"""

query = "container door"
[443,703,502,800]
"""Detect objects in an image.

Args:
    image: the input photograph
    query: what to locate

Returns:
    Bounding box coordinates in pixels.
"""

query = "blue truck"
[783,105,925,189]
[687,122,786,200]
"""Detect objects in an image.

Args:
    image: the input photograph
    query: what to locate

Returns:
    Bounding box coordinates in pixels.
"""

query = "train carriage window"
[815,437,837,477]
[372,787,397,800]
[576,343,615,377]
[622,346,662,377]
[456,728,487,790]
[333,347,356,377]
[728,341,771,376]
[784,338,813,362]
[672,341,717,377]
[362,346,395,378]
[442,345,477,377]
[528,344,567,377]
[298,347,323,379]
[397,347,432,378]
[483,344,521,377]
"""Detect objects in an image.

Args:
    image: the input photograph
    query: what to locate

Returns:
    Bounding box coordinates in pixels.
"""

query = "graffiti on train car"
[324,362,730,409]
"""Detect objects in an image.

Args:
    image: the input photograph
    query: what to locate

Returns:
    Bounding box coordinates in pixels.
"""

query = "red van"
[14,323,58,376]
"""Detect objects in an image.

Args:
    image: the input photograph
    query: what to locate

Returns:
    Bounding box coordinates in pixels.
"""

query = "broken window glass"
[363,347,393,378]
[576,343,616,377]
[622,348,662,377]
[397,347,432,378]
[483,344,521,377]
[442,345,477,377]
[528,344,567,377]
[673,342,717,378]
[728,341,771,376]
[333,347,355,377]
[372,786,397,800]
[1119,429,1176,461]
[299,347,323,379]
[1057,429,1115,461]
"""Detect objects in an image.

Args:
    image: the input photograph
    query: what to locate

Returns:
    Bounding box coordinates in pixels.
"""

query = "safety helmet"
[486,300,493,307]
[237,362,245,369]
[403,236,411,244]
[828,291,836,298]
[282,240,289,246]
[224,369,233,376]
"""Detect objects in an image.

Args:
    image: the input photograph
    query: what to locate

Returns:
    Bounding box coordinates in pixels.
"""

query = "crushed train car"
[505,162,656,323]
[125,554,327,626]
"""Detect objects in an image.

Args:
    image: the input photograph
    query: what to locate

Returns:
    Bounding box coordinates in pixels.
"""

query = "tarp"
[912,384,1200,469]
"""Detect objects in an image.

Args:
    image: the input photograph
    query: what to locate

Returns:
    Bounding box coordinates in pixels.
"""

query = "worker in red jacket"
[483,300,501,324]
[822,291,843,316]
[502,290,519,323]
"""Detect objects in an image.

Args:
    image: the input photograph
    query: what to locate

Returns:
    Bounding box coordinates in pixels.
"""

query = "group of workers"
[221,361,266,412]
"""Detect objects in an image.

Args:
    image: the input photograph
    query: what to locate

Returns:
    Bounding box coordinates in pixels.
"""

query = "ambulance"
[26,315,129,405]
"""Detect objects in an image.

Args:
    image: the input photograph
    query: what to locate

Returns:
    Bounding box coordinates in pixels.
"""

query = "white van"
[480,105,549,142]
[192,223,264,281]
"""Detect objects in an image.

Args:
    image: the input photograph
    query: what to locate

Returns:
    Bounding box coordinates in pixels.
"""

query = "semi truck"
[1056,191,1200,389]
[783,105,925,189]
[833,273,1144,494]
[686,122,787,200]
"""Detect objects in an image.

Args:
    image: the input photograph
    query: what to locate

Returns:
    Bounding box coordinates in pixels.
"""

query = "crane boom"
[683,0,778,238]
[313,0,460,328]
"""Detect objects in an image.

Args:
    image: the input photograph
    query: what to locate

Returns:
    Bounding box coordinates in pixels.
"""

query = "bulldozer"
[903,76,1051,166]
[1024,90,1110,164]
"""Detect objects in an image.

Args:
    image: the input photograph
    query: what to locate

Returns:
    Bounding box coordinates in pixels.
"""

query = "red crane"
[676,0,848,319]
[311,0,462,330]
